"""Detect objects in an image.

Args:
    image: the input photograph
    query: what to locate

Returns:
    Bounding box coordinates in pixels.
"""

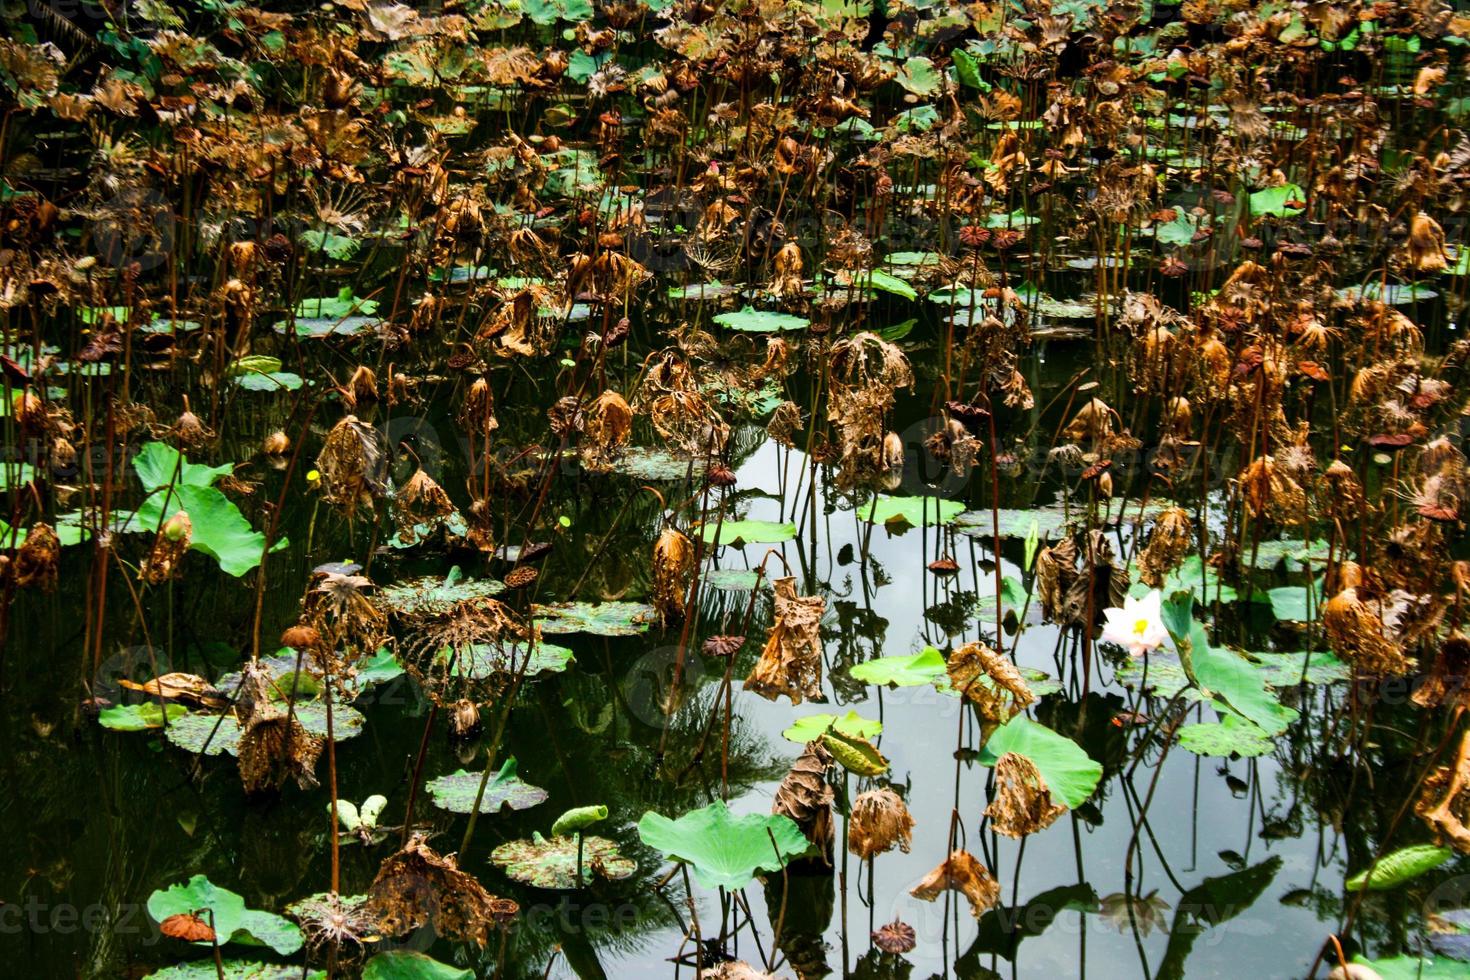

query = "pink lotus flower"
[1100,590,1169,657]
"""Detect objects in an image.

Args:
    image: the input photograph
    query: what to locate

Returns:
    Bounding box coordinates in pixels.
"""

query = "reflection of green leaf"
[1157,858,1279,980]
[378,567,505,618]
[698,519,798,546]
[1346,844,1453,892]
[849,647,947,687]
[782,710,882,744]
[1249,650,1349,687]
[1177,716,1273,758]
[362,951,473,980]
[962,884,1097,963]
[637,801,807,890]
[98,702,187,731]
[426,758,548,815]
[491,832,634,889]
[978,715,1102,809]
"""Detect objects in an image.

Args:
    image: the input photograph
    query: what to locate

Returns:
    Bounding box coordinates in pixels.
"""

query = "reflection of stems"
[399,703,437,847]
[324,665,340,895]
[767,827,789,959]
[575,831,585,886]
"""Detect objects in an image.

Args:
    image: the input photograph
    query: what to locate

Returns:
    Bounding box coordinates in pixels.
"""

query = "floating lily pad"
[605,447,702,482]
[979,715,1102,809]
[849,647,947,687]
[1348,955,1466,980]
[234,370,304,392]
[427,757,548,814]
[1177,716,1274,758]
[377,567,505,618]
[145,962,323,980]
[712,307,810,333]
[669,281,740,301]
[1193,641,1298,735]
[701,568,769,592]
[1249,650,1350,687]
[164,702,364,757]
[98,702,188,731]
[697,519,797,546]
[533,601,655,636]
[637,801,807,890]
[491,832,635,889]
[1115,658,1205,702]
[782,710,882,744]
[453,641,575,678]
[862,495,967,527]
[1246,538,1331,569]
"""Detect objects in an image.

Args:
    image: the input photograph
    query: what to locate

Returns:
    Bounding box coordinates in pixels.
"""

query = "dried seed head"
[449,699,481,737]
[848,788,915,860]
[280,625,322,652]
[872,919,917,954]
[702,634,745,657]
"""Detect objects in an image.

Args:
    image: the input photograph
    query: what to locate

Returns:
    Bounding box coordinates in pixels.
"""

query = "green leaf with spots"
[896,56,941,96]
[147,875,301,955]
[1349,955,1468,980]
[1248,650,1349,687]
[377,567,506,618]
[533,601,655,636]
[491,833,635,889]
[426,757,548,815]
[1177,715,1274,758]
[637,801,807,890]
[978,715,1102,809]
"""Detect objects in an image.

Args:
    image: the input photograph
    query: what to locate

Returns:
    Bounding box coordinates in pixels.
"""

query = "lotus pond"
[3,1,1470,978]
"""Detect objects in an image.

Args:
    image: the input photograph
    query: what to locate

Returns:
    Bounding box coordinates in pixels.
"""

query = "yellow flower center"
[1133,617,1150,637]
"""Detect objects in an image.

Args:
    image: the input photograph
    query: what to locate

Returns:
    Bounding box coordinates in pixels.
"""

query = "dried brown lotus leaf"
[1238,455,1308,526]
[772,739,833,859]
[984,752,1066,838]
[909,850,1000,918]
[1138,507,1192,589]
[238,706,322,795]
[316,415,386,520]
[651,526,694,628]
[1051,531,1128,631]
[1062,398,1117,444]
[848,788,914,860]
[367,836,499,947]
[14,521,59,592]
[1324,587,1416,677]
[745,576,824,705]
[580,390,633,472]
[394,468,454,544]
[1034,536,1078,624]
[1413,633,1470,711]
[1417,731,1470,853]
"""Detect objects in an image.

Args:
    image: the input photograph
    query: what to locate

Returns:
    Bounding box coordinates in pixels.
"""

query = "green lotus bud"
[551,805,608,837]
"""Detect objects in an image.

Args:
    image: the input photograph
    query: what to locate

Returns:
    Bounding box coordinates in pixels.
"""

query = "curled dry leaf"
[580,390,633,473]
[238,706,323,795]
[848,788,914,860]
[984,752,1067,838]
[1417,731,1470,854]
[772,739,833,859]
[159,912,215,942]
[1138,507,1192,589]
[946,641,1035,725]
[745,576,825,705]
[909,850,1000,918]
[651,527,694,628]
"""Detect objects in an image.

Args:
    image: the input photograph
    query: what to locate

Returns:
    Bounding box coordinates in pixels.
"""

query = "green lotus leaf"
[862,495,967,527]
[426,757,548,815]
[712,307,810,333]
[697,519,798,546]
[98,702,187,731]
[491,832,635,889]
[978,715,1102,809]
[849,647,947,687]
[361,952,473,980]
[637,801,807,890]
[1176,716,1274,758]
[533,601,655,636]
[782,710,882,744]
[1345,844,1453,892]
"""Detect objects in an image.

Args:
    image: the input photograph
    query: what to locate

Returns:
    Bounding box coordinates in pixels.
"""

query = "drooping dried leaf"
[772,739,833,859]
[984,752,1067,838]
[848,788,914,860]
[745,576,825,705]
[909,850,1000,918]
